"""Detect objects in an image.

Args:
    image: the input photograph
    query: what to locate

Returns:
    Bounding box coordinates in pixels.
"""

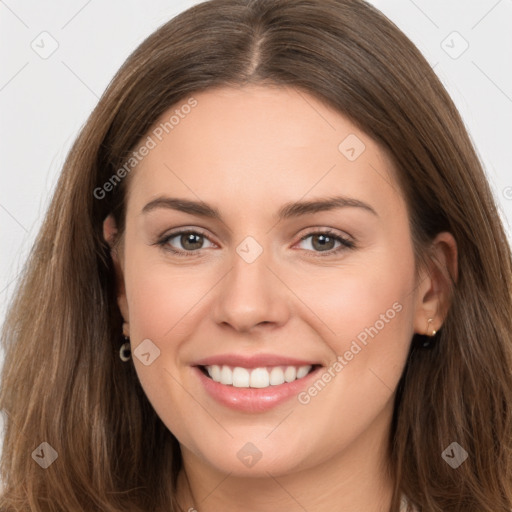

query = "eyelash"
[155,228,356,258]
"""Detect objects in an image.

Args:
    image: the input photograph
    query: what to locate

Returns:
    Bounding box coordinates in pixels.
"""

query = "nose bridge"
[212,233,289,332]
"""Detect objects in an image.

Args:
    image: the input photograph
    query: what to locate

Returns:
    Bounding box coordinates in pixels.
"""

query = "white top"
[400,495,418,511]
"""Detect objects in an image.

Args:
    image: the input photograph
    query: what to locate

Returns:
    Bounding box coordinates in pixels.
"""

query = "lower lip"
[193,366,322,413]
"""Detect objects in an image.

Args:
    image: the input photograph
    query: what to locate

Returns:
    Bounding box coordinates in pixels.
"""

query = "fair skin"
[104,85,457,512]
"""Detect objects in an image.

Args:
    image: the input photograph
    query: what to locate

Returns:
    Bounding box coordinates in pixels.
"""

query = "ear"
[103,214,130,335]
[413,231,458,335]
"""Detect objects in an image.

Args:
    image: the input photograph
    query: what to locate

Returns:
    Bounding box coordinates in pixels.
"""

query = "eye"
[157,229,215,256]
[296,229,355,256]
[155,227,355,258]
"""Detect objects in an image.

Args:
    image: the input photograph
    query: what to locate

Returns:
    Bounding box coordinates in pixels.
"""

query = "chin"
[185,436,316,478]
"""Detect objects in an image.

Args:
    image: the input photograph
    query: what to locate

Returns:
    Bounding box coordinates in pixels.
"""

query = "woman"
[1,0,511,510]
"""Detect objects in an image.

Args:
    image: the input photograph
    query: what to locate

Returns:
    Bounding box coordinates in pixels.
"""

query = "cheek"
[288,249,415,348]
[297,246,416,401]
[123,243,211,342]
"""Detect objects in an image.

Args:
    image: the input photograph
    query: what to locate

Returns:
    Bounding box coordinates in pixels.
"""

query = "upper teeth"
[205,365,313,388]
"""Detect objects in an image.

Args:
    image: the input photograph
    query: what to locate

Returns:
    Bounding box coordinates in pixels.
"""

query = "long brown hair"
[1,0,511,510]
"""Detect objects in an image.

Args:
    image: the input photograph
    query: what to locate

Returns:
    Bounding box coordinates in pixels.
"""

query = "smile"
[192,353,324,412]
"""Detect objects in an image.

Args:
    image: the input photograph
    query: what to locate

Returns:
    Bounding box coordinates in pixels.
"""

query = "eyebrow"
[141,195,378,220]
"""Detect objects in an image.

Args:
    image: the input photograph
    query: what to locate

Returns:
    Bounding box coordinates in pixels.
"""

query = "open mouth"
[198,364,321,389]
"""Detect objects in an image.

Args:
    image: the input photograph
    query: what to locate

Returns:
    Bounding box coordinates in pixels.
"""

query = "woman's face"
[110,85,432,478]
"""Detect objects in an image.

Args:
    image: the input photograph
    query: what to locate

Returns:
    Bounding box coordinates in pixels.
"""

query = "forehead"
[126,85,404,220]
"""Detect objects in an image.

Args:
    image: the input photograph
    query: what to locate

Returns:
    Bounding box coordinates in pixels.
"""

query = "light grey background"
[0,0,511,458]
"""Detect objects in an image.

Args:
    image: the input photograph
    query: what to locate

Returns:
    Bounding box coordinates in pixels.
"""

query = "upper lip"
[192,353,322,369]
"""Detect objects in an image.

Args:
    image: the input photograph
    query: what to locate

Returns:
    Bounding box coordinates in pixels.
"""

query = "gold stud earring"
[427,318,437,337]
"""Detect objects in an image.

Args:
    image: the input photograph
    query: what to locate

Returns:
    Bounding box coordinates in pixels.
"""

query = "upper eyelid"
[162,227,217,244]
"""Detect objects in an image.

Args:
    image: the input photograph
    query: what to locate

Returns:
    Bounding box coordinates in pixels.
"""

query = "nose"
[212,244,291,334]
